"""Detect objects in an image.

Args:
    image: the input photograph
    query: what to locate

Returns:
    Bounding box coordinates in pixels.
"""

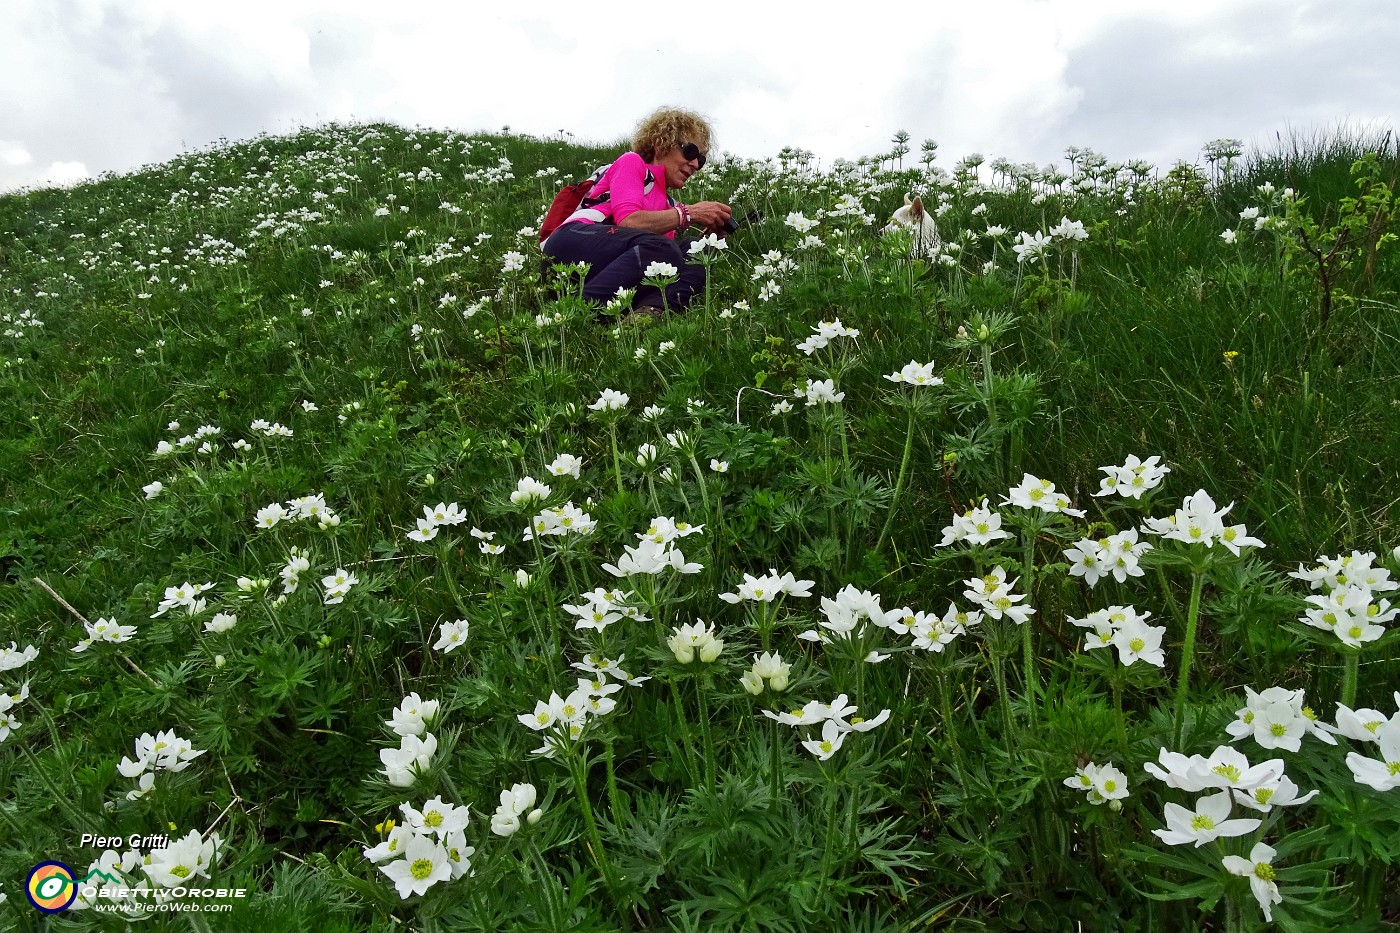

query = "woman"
[542,107,732,315]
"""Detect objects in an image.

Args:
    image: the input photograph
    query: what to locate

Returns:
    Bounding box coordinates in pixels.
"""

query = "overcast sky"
[2,0,1397,193]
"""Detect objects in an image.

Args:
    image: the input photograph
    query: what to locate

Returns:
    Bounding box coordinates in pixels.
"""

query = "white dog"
[881,194,942,259]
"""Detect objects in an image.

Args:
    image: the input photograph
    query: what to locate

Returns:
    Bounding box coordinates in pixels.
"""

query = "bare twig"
[203,795,243,841]
[33,576,90,625]
[34,576,162,690]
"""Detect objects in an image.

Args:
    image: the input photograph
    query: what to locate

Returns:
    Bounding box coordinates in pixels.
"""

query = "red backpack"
[538,165,609,244]
[538,162,663,244]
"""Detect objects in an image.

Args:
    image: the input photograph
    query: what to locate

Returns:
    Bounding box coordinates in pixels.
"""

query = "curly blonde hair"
[632,107,714,163]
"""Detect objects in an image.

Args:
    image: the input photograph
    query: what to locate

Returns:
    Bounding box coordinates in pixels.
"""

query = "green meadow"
[1,122,1398,931]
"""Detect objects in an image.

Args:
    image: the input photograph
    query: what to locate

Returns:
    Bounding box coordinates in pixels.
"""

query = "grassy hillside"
[1,122,1398,930]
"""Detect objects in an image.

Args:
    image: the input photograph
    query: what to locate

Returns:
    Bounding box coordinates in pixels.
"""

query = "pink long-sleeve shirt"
[570,152,678,238]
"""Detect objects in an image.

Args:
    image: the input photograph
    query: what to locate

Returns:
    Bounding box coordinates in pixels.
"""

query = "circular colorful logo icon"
[25,861,78,913]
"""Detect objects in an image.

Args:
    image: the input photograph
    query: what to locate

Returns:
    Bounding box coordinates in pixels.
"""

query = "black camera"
[721,209,762,234]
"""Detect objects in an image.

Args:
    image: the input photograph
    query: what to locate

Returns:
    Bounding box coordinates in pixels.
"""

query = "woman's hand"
[686,201,732,234]
[616,201,732,235]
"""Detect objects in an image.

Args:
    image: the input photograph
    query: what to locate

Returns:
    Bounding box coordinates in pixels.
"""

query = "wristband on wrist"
[680,204,692,228]
[674,205,685,231]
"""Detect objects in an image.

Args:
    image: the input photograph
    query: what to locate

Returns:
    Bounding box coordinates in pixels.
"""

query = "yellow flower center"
[1270,723,1287,736]
[170,865,191,879]
[410,858,434,880]
[1190,815,1216,831]
[1254,863,1276,882]
[1213,764,1242,783]
[424,811,443,828]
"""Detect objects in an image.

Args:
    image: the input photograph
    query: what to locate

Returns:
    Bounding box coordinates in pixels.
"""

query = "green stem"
[645,473,662,516]
[526,836,562,925]
[981,340,998,438]
[1111,672,1129,757]
[991,641,1017,754]
[695,673,716,787]
[439,543,473,619]
[769,717,783,803]
[817,767,840,896]
[1172,569,1207,748]
[1020,534,1039,722]
[608,423,623,496]
[936,667,968,778]
[439,770,467,808]
[568,747,620,897]
[604,739,626,832]
[875,404,917,553]
[757,603,773,653]
[669,678,700,784]
[687,454,711,516]
[837,404,851,476]
[1340,649,1360,709]
[1154,565,1186,628]
[846,778,860,854]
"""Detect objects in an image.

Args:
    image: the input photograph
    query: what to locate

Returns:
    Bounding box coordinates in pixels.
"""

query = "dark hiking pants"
[542,222,706,311]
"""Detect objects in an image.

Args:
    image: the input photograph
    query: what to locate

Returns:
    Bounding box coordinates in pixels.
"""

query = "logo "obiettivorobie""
[23,858,250,914]
[24,861,124,913]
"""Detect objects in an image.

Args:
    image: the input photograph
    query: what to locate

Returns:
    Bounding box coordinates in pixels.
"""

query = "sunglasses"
[680,142,707,169]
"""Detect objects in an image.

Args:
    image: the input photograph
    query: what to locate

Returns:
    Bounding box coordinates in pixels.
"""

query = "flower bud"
[214,654,226,669]
[768,668,790,692]
[515,569,531,587]
[740,670,765,695]
[526,808,544,825]
[698,635,724,663]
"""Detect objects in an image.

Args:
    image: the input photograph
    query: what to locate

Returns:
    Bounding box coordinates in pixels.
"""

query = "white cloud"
[1,142,33,166]
[41,161,91,187]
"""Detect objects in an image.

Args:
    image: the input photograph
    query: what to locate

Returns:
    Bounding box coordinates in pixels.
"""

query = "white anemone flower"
[1222,843,1283,922]
[1151,791,1260,846]
[433,620,469,654]
[1345,717,1400,791]
[378,832,453,899]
